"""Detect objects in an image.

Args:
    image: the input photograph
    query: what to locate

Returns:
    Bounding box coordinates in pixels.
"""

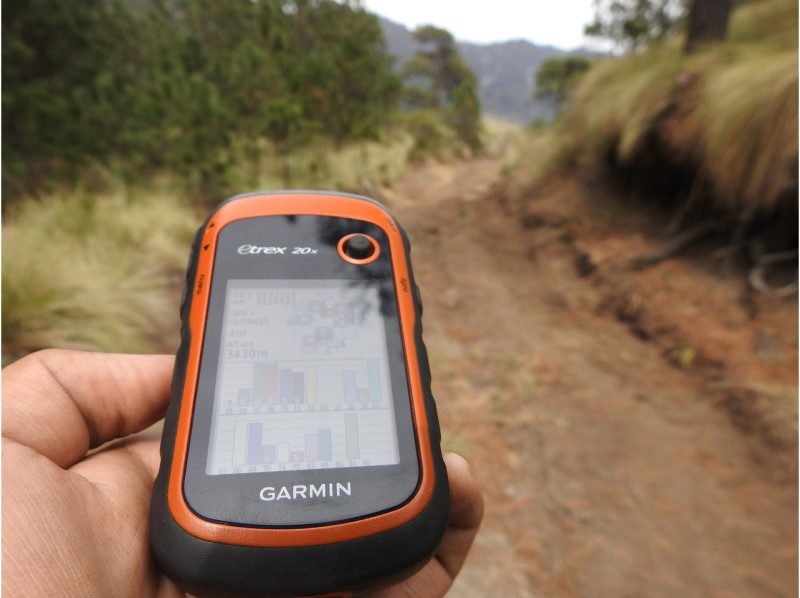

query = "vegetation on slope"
[401,25,483,157]
[556,0,797,222]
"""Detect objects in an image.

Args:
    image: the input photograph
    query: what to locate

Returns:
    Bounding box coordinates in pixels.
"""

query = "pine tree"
[401,25,482,150]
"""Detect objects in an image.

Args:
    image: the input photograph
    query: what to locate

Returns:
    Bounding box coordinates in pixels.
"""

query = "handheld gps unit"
[150,191,449,596]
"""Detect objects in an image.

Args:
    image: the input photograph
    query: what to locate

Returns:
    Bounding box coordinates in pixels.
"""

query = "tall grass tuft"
[2,190,198,360]
[727,0,797,49]
[565,42,685,163]
[693,50,797,213]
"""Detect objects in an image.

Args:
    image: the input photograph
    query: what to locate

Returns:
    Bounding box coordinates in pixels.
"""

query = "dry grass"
[728,0,797,49]
[693,49,797,213]
[565,42,685,162]
[551,0,797,216]
[1,133,435,361]
[2,189,198,360]
[224,134,415,197]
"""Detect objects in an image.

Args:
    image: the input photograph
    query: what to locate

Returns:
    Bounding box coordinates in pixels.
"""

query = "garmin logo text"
[238,244,286,255]
[259,482,352,501]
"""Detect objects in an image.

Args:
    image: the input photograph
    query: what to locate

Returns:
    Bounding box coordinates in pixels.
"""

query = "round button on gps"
[344,234,374,259]
[338,233,380,264]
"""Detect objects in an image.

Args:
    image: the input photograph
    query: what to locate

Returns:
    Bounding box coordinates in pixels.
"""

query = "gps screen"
[205,279,400,475]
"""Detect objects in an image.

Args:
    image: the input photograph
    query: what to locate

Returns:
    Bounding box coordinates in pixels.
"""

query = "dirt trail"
[380,158,798,597]
[381,157,502,209]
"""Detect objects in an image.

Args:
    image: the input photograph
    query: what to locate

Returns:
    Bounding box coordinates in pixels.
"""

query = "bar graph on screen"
[209,410,389,473]
[209,358,397,473]
[220,358,385,411]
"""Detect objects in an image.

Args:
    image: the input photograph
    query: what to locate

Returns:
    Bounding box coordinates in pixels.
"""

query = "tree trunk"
[684,0,732,53]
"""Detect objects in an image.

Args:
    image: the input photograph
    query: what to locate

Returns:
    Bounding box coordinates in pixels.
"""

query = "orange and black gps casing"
[150,191,449,596]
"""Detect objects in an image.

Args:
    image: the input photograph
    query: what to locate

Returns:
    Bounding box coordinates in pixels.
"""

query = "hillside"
[380,17,593,123]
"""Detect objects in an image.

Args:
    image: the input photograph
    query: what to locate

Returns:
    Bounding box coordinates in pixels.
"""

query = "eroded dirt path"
[380,159,798,597]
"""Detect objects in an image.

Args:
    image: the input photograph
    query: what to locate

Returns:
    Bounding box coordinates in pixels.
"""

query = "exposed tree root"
[665,173,706,236]
[631,213,797,297]
[719,208,756,275]
[630,220,726,269]
[748,240,798,297]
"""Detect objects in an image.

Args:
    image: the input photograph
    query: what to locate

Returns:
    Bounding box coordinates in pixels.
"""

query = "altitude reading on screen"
[207,280,400,475]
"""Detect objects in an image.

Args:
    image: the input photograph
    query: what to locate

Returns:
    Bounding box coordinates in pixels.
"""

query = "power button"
[337,234,380,265]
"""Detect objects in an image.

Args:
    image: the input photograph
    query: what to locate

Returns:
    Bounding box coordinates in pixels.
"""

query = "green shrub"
[404,110,454,163]
[3,0,400,201]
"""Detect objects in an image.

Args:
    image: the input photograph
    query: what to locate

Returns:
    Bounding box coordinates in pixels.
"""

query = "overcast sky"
[362,0,598,50]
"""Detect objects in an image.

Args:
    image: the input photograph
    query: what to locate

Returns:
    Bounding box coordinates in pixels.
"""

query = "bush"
[404,110,454,163]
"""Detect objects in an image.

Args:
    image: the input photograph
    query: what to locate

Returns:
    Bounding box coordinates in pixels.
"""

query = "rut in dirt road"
[380,158,798,597]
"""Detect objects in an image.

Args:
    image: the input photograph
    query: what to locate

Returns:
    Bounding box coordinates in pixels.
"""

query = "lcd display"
[206,279,400,475]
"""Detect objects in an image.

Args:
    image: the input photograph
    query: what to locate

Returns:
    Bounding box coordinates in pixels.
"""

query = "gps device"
[150,191,449,596]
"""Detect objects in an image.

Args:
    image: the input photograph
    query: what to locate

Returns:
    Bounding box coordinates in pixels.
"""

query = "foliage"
[558,0,797,216]
[534,57,593,108]
[2,0,400,200]
[446,81,482,150]
[403,110,454,162]
[401,25,482,151]
[585,0,687,50]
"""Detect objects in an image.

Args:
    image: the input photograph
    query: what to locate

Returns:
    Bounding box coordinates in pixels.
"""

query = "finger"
[435,453,484,579]
[366,453,484,598]
[367,558,451,598]
[2,349,174,468]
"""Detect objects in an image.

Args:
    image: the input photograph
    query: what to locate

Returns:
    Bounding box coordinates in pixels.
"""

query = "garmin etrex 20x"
[150,191,449,596]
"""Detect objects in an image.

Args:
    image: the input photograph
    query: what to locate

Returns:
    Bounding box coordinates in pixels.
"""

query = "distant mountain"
[380,17,596,124]
[457,39,563,123]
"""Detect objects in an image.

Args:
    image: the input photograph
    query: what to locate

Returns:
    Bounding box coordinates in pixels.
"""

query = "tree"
[448,81,481,149]
[2,0,131,182]
[534,57,592,109]
[401,25,482,150]
[584,0,687,51]
[684,0,732,52]
[2,0,401,198]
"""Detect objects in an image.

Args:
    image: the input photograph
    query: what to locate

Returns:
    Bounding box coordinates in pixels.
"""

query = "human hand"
[2,350,483,597]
